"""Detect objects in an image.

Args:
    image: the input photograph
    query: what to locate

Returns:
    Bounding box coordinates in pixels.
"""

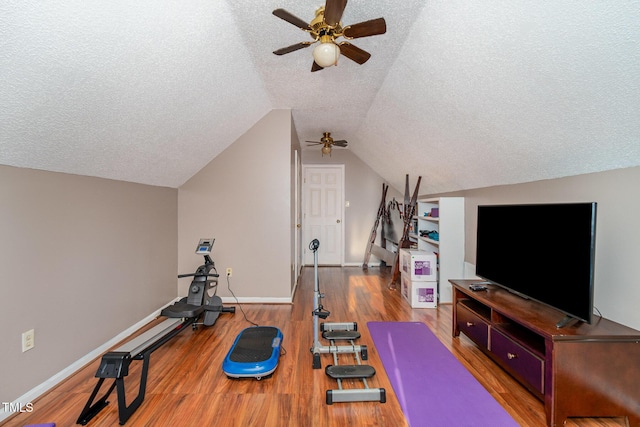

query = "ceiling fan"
[272,0,387,71]
[306,132,348,156]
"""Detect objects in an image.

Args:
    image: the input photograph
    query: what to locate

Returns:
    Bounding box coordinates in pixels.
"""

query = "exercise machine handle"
[177,273,220,279]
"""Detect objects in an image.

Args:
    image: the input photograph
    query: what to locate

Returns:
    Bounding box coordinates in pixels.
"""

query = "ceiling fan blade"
[343,18,387,39]
[339,42,371,64]
[306,142,323,145]
[311,61,324,72]
[273,42,312,56]
[333,140,348,147]
[273,8,311,30]
[324,0,348,27]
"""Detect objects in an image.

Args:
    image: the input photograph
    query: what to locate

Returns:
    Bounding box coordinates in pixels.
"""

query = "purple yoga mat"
[368,321,518,427]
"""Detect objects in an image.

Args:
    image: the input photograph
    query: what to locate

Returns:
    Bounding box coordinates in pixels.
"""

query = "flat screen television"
[475,202,597,327]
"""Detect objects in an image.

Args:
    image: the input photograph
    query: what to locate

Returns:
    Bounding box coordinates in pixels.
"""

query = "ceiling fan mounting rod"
[310,6,344,41]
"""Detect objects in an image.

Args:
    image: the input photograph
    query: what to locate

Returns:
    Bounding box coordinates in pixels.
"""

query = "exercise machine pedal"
[322,330,361,341]
[326,364,375,379]
[321,322,357,332]
[161,302,204,319]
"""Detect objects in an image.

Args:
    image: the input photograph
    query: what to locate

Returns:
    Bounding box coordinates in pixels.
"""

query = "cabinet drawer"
[490,329,544,394]
[457,304,489,348]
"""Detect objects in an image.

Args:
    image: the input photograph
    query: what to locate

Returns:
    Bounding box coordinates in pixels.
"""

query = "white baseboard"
[0,298,180,423]
[221,297,292,304]
[301,262,376,268]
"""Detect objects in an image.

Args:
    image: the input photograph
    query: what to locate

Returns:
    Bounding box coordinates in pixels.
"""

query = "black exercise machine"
[160,238,235,328]
[77,239,235,425]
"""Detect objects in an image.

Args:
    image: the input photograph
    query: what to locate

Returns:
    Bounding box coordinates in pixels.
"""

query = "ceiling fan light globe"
[321,145,332,155]
[313,42,340,68]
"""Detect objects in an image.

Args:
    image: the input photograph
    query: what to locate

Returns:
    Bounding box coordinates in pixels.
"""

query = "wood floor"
[2,267,628,427]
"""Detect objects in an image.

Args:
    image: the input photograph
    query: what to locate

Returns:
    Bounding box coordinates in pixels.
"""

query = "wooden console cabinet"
[451,279,640,426]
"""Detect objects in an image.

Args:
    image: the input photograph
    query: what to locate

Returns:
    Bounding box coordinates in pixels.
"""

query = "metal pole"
[313,241,320,348]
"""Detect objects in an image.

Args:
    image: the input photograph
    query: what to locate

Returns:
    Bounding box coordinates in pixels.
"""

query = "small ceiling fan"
[272,0,387,71]
[306,132,348,156]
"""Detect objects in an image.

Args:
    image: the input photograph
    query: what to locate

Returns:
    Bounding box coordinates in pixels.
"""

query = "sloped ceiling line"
[1,1,639,192]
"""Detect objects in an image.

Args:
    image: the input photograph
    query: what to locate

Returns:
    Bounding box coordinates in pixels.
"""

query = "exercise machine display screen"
[195,238,214,255]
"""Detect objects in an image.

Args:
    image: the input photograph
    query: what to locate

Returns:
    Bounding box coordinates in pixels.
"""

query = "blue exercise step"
[223,326,283,379]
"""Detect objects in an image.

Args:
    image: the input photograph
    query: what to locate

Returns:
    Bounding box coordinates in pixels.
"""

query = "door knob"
[336,219,341,223]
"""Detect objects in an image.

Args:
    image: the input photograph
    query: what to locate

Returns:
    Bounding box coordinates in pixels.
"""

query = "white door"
[303,165,344,265]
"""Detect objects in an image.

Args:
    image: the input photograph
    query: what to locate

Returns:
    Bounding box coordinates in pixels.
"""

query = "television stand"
[451,279,640,427]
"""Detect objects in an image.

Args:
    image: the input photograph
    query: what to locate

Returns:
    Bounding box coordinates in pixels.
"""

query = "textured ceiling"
[1,1,639,192]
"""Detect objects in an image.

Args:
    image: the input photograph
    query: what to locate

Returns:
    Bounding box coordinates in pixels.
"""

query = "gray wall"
[177,109,295,301]
[0,165,177,403]
[431,166,640,330]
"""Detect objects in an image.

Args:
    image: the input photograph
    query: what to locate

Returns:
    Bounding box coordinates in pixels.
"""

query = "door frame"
[293,150,302,281]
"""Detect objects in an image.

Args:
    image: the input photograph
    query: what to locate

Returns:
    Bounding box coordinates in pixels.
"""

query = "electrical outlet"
[226,268,232,277]
[22,329,34,352]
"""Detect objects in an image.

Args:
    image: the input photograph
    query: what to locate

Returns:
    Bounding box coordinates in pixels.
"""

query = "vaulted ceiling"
[2,1,639,193]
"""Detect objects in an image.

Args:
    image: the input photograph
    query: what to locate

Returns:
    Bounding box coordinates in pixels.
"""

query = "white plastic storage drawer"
[399,249,437,281]
[401,273,437,308]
